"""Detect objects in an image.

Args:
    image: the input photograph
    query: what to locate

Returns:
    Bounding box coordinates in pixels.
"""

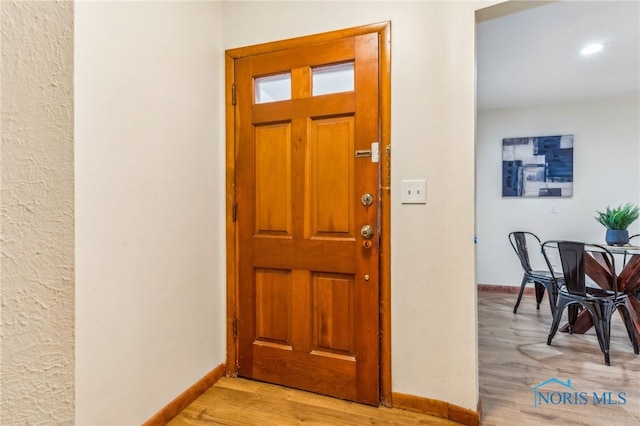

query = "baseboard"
[143,366,480,425]
[392,392,480,426]
[142,363,226,426]
[477,283,533,295]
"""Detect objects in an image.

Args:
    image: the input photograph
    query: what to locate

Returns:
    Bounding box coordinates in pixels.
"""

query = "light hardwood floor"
[479,291,640,425]
[168,377,460,425]
[169,291,639,425]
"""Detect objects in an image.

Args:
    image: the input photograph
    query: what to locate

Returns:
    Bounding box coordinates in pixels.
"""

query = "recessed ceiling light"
[581,43,604,55]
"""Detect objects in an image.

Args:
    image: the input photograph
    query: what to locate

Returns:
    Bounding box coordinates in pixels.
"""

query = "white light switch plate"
[401,179,426,204]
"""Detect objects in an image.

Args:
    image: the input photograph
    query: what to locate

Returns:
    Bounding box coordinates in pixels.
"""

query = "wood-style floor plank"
[169,291,639,425]
[479,291,640,426]
[169,377,460,426]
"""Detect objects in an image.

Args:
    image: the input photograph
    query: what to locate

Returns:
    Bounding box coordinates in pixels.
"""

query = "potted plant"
[595,203,640,246]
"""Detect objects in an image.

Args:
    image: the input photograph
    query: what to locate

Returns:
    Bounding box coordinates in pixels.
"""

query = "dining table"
[559,244,640,341]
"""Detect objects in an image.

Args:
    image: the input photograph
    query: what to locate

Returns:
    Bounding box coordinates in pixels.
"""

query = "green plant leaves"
[595,203,640,230]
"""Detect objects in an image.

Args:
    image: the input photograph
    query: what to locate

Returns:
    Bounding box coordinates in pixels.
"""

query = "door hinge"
[232,318,238,340]
[232,202,237,222]
[231,83,236,105]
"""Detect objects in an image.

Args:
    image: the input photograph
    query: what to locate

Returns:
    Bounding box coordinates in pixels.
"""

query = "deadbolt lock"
[361,193,374,207]
[360,225,374,240]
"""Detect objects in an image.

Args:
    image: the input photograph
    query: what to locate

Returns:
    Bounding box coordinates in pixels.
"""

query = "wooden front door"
[233,30,381,405]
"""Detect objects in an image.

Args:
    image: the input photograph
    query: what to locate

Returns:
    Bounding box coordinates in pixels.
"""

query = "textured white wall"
[477,96,640,286]
[223,0,487,411]
[0,1,75,423]
[75,2,225,424]
[1,0,505,421]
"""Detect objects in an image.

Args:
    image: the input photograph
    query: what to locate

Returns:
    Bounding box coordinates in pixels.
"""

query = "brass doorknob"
[360,225,374,240]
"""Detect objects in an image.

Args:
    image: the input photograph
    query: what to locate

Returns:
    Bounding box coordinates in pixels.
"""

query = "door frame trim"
[224,21,392,405]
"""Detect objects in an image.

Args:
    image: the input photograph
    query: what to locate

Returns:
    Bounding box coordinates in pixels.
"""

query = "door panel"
[235,32,380,405]
[254,123,292,236]
[255,268,291,345]
[312,273,354,355]
[310,116,354,237]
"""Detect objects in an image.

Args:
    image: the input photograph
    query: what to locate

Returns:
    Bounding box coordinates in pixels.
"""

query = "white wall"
[16,0,640,422]
[0,2,74,423]
[477,96,640,287]
[223,0,486,411]
[75,2,225,424]
[75,0,496,422]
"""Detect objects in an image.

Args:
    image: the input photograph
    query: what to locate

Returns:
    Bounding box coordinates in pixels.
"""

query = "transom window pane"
[255,73,291,104]
[312,62,354,96]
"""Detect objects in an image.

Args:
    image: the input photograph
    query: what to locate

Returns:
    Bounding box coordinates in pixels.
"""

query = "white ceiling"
[477,0,640,110]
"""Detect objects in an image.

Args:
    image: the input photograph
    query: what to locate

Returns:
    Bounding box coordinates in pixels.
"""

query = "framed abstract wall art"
[502,134,573,197]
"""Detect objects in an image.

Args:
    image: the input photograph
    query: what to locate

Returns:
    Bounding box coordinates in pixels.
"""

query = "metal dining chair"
[508,231,563,314]
[623,233,640,266]
[542,241,639,366]
[623,234,640,301]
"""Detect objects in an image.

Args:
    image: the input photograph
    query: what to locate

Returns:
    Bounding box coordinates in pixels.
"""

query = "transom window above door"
[254,61,355,104]
[312,62,354,96]
[255,72,291,104]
